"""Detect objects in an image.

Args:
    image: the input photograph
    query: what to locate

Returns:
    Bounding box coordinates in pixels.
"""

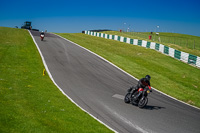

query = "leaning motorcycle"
[124,86,152,108]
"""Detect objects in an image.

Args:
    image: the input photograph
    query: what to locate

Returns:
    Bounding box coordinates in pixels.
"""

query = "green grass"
[56,33,200,108]
[0,27,113,133]
[102,31,200,57]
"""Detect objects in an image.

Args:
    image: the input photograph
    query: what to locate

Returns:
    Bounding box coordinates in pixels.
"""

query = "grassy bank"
[102,31,200,57]
[57,33,200,108]
[0,27,113,133]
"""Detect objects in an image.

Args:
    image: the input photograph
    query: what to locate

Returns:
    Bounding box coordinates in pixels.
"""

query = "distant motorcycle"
[124,86,152,108]
[40,34,44,41]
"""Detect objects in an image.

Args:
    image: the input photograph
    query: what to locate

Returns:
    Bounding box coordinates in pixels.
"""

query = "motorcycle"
[40,34,44,41]
[124,86,152,108]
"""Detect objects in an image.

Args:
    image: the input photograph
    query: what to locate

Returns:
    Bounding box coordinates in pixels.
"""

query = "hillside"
[0,27,112,133]
[102,31,200,57]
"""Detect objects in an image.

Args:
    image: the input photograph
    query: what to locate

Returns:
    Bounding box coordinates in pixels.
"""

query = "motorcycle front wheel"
[124,93,131,103]
[138,97,148,108]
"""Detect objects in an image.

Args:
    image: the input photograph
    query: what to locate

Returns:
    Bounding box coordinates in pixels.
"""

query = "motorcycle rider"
[128,75,152,100]
[40,31,45,36]
[40,31,45,41]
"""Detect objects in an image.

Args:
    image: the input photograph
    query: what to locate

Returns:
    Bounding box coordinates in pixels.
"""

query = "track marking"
[112,94,124,100]
[104,104,155,133]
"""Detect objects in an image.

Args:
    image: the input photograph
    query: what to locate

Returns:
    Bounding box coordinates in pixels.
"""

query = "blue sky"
[0,0,200,36]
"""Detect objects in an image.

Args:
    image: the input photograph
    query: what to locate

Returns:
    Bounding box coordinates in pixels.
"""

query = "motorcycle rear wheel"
[138,97,148,108]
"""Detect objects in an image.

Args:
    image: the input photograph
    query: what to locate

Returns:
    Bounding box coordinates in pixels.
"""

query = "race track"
[30,31,200,133]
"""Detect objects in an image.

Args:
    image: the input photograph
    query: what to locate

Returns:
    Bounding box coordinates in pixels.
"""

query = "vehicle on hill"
[21,21,39,31]
[21,21,32,30]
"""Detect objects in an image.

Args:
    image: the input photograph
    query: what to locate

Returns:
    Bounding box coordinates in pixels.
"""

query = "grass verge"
[102,31,200,57]
[0,27,113,133]
[56,33,200,108]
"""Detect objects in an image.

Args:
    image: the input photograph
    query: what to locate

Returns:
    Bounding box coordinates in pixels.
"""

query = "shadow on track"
[143,105,165,110]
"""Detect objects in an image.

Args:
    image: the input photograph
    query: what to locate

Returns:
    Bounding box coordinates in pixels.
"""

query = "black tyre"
[124,93,131,103]
[138,97,148,108]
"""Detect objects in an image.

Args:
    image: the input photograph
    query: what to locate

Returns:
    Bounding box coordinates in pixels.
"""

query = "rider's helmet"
[145,75,151,81]
[42,31,44,33]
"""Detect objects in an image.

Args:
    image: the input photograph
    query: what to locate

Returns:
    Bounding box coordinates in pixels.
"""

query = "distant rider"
[40,31,45,36]
[128,75,152,99]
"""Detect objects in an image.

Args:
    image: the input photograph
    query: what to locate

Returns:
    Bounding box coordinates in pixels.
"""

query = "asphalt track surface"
[30,31,200,133]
